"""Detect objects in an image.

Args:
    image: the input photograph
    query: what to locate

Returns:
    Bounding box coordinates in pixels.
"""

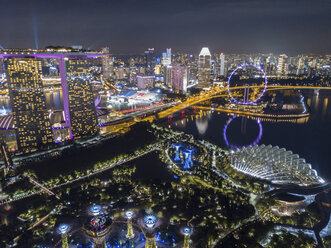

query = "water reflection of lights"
[300,95,307,114]
[322,98,328,118]
[223,115,263,149]
[143,214,158,228]
[195,116,208,135]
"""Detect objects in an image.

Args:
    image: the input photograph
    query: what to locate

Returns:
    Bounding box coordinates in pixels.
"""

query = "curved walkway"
[0,148,159,206]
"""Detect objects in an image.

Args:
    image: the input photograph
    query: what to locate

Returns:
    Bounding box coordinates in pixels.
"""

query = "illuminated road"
[103,85,330,133]
[142,85,331,122]
[102,102,177,126]
[194,105,310,119]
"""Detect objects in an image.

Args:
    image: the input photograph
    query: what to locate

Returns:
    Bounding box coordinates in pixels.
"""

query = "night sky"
[1,0,330,54]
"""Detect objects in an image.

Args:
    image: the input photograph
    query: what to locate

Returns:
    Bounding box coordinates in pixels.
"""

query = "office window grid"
[6,58,53,152]
[66,59,99,138]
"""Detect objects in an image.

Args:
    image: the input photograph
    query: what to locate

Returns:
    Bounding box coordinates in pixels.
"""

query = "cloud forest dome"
[227,144,325,186]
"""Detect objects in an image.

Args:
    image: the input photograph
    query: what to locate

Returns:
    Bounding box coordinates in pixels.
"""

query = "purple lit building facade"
[137,75,155,90]
[0,50,105,147]
[64,58,99,138]
[171,66,187,93]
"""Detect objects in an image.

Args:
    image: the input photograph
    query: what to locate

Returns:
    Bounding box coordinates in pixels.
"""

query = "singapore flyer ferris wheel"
[227,64,268,105]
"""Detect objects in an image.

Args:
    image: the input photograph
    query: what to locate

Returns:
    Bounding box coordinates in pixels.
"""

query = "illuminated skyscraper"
[154,64,162,75]
[297,56,305,75]
[277,54,288,75]
[130,71,138,85]
[115,67,127,79]
[162,48,172,67]
[165,65,172,87]
[137,75,155,89]
[101,47,112,79]
[198,47,211,88]
[187,61,198,83]
[5,58,53,153]
[145,48,156,75]
[220,53,225,76]
[64,59,99,138]
[171,66,187,93]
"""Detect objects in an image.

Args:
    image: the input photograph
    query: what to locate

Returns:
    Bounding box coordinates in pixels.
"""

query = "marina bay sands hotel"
[0,48,108,153]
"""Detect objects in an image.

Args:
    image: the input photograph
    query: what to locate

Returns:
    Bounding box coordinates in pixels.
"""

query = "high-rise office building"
[130,71,138,85]
[5,58,53,153]
[154,64,162,75]
[137,75,155,89]
[198,47,211,88]
[277,54,288,75]
[114,67,127,79]
[170,66,187,93]
[297,56,305,75]
[187,61,198,83]
[164,66,172,87]
[65,59,99,138]
[211,59,217,75]
[145,48,156,74]
[220,53,225,76]
[162,48,172,67]
[101,47,112,79]
[139,67,146,75]
[265,56,277,75]
[0,59,5,75]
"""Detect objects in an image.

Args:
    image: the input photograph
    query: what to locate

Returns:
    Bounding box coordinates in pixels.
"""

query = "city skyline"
[1,0,330,54]
[0,1,331,247]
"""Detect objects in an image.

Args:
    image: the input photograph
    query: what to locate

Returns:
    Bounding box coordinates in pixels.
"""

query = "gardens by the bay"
[167,142,206,171]
[0,123,329,247]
